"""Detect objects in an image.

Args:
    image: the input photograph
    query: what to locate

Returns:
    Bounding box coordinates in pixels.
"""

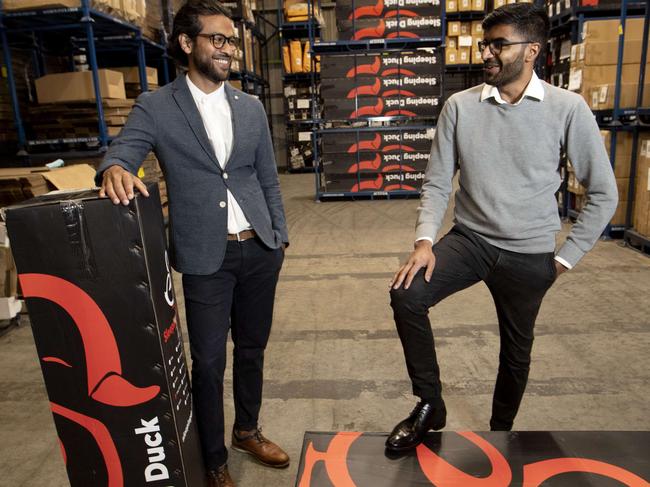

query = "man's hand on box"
[100,165,149,206]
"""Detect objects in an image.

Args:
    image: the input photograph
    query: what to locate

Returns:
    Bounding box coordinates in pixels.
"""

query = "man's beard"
[193,50,231,84]
[484,49,525,87]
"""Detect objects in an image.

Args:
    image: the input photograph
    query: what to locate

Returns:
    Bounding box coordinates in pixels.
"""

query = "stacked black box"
[335,0,442,40]
[320,128,433,192]
[5,184,206,487]
[320,50,442,120]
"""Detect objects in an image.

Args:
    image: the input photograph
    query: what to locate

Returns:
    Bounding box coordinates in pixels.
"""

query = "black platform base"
[296,431,650,486]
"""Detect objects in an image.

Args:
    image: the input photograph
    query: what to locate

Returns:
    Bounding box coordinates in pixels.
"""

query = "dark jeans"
[390,224,557,430]
[182,237,284,470]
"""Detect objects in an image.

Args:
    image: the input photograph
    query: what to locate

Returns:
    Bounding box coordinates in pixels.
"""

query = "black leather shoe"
[385,400,446,451]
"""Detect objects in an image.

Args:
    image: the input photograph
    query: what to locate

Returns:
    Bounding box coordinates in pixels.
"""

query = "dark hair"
[482,3,550,48]
[168,0,233,66]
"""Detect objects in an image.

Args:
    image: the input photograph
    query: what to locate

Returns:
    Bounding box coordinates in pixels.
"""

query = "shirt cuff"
[554,255,573,270]
[415,237,434,245]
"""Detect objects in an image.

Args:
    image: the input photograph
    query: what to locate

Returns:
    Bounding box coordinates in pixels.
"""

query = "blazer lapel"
[171,75,222,171]
[224,83,239,169]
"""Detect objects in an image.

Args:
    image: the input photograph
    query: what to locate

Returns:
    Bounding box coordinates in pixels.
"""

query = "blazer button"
[219,201,226,208]
[223,172,228,179]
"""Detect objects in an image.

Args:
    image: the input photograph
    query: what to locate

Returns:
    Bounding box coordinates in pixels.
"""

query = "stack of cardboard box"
[445,19,484,65]
[2,0,146,31]
[569,132,650,227]
[634,139,650,238]
[568,18,650,110]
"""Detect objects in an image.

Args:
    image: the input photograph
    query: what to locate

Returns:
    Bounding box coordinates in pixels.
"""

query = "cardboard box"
[579,40,650,66]
[35,70,126,104]
[337,16,443,40]
[446,0,458,12]
[112,66,159,86]
[610,201,627,225]
[471,45,483,64]
[446,48,459,65]
[321,128,433,153]
[323,95,441,119]
[493,0,507,7]
[633,140,650,236]
[471,20,483,36]
[582,18,645,42]
[459,0,471,11]
[447,21,461,36]
[568,64,650,93]
[446,36,458,49]
[458,46,471,64]
[0,164,97,208]
[590,82,650,110]
[0,242,17,298]
[472,0,485,9]
[601,131,633,178]
[460,21,471,36]
[4,183,206,486]
[2,0,80,9]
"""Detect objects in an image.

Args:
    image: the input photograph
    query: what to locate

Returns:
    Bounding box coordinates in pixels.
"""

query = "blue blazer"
[96,74,289,275]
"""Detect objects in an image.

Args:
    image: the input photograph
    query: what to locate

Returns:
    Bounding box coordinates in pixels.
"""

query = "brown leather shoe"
[231,427,290,468]
[206,464,235,487]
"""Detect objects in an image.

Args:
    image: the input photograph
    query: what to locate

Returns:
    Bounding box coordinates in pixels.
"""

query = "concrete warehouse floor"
[0,173,649,486]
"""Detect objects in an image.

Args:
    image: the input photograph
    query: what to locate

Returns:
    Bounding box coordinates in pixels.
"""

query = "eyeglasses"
[195,33,240,49]
[477,39,533,55]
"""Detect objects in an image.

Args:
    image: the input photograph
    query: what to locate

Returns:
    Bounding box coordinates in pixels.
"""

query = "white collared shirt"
[480,71,545,105]
[186,75,251,234]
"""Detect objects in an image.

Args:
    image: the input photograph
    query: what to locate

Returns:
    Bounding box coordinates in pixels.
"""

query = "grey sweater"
[416,81,618,267]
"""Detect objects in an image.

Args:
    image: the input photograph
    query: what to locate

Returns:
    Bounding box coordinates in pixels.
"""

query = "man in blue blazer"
[96,2,289,485]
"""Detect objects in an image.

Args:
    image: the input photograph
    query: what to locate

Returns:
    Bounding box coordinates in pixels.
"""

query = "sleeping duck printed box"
[4,183,206,486]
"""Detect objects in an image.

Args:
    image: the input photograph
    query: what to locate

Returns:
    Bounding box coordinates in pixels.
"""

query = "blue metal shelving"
[0,0,166,156]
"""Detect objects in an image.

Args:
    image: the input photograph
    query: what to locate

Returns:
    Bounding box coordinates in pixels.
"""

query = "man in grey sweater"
[385,3,618,451]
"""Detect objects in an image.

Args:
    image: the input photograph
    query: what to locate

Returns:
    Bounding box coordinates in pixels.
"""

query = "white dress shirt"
[186,75,252,234]
[417,72,571,270]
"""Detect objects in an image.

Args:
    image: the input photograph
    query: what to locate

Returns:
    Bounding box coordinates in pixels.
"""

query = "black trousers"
[182,238,284,469]
[390,224,557,430]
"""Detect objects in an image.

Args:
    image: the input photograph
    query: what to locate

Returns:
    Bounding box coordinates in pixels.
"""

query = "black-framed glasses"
[195,33,240,49]
[477,39,533,55]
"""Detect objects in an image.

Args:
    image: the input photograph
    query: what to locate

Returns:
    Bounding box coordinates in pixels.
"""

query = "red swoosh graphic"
[385,9,418,16]
[346,57,380,77]
[52,402,123,487]
[297,432,362,487]
[351,98,384,118]
[385,109,417,116]
[387,31,419,38]
[348,78,381,97]
[523,458,650,487]
[383,164,415,172]
[350,154,382,172]
[352,174,383,192]
[417,431,512,486]
[348,133,382,152]
[383,144,415,152]
[382,68,416,76]
[20,273,160,407]
[386,183,417,191]
[354,20,385,39]
[43,357,73,367]
[383,89,416,97]
[348,0,384,19]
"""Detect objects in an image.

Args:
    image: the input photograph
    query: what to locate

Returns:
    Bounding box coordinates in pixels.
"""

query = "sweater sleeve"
[557,98,618,267]
[415,98,458,242]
